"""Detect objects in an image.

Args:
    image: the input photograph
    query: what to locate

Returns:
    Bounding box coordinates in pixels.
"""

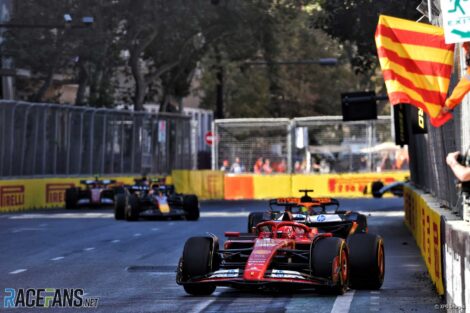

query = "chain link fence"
[213,116,406,174]
[213,119,292,173]
[0,101,191,177]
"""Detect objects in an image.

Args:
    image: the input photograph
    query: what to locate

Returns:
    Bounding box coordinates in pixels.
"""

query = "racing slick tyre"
[356,214,368,233]
[114,193,127,220]
[371,181,384,198]
[347,233,385,290]
[181,236,219,296]
[247,212,267,233]
[65,188,79,209]
[311,237,349,295]
[125,195,140,221]
[183,195,199,221]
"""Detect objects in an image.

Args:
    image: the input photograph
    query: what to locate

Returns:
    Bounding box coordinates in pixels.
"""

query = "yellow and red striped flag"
[375,15,455,127]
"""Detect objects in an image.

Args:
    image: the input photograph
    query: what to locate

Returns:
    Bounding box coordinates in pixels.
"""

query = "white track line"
[84,247,95,251]
[51,256,64,261]
[9,269,27,274]
[133,233,142,237]
[151,228,159,231]
[187,291,219,313]
[111,240,120,243]
[330,290,355,313]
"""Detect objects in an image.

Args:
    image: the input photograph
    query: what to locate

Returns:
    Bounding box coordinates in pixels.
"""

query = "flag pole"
[427,0,432,22]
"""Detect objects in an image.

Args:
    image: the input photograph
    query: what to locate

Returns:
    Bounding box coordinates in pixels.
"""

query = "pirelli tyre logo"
[46,183,75,204]
[0,185,25,207]
[328,177,395,193]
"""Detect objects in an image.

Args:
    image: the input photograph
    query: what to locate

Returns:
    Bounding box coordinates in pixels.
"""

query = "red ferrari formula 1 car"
[65,178,119,209]
[177,220,350,296]
[245,190,384,291]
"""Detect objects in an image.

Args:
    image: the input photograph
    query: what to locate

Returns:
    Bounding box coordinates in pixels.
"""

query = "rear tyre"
[125,195,140,221]
[247,212,266,233]
[65,188,79,209]
[347,233,384,290]
[371,181,384,198]
[182,236,218,296]
[114,193,127,220]
[311,237,349,295]
[183,195,199,221]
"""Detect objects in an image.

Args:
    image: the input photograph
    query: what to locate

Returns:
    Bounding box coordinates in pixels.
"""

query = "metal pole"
[120,115,125,174]
[287,121,293,174]
[31,107,40,174]
[8,105,17,176]
[65,109,71,175]
[427,0,432,22]
[130,113,136,174]
[0,106,6,175]
[42,108,47,175]
[191,119,198,170]
[89,111,96,175]
[53,109,59,175]
[211,121,216,170]
[367,120,373,172]
[101,113,107,174]
[77,111,85,174]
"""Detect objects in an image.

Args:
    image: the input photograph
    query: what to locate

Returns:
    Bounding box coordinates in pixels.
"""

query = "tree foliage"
[2,0,407,117]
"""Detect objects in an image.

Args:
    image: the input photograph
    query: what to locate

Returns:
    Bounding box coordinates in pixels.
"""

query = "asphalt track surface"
[0,198,444,313]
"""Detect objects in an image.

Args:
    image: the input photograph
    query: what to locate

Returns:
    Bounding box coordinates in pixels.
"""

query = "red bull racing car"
[65,179,118,209]
[176,190,385,296]
[114,177,199,221]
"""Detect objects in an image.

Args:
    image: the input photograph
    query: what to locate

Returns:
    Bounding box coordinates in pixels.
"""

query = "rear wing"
[80,179,116,186]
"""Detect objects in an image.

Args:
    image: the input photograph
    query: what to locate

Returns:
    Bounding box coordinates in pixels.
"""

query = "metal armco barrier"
[444,221,470,312]
[405,186,469,312]
[404,186,445,295]
[0,101,192,177]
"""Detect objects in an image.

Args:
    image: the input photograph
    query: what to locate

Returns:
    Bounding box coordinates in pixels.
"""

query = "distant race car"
[114,177,199,221]
[369,180,406,198]
[65,179,118,209]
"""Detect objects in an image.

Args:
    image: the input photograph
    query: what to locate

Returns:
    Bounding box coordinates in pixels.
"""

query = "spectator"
[446,151,470,182]
[319,159,331,174]
[262,158,273,174]
[230,157,244,173]
[253,157,263,174]
[220,160,230,172]
[294,161,302,173]
[277,159,287,173]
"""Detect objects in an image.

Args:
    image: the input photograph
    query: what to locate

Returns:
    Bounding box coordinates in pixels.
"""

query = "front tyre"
[114,193,127,220]
[371,181,384,198]
[125,195,140,221]
[311,237,349,295]
[347,233,384,289]
[181,236,218,296]
[183,195,199,221]
[65,188,79,209]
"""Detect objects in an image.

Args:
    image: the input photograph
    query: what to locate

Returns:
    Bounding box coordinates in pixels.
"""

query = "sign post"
[205,131,216,146]
[441,0,470,43]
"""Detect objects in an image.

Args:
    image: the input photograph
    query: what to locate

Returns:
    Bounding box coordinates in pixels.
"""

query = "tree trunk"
[75,59,89,106]
[130,50,146,111]
[33,67,54,102]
